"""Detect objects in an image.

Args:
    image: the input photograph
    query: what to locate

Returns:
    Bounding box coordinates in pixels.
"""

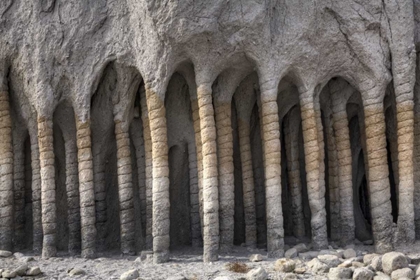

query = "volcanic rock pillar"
[0,90,13,251]
[75,118,97,258]
[38,116,56,258]
[238,117,257,248]
[260,81,284,257]
[214,99,234,252]
[13,137,25,250]
[331,100,355,245]
[30,129,43,253]
[299,88,328,250]
[145,88,170,263]
[363,88,393,253]
[115,120,136,255]
[140,89,153,250]
[197,83,219,262]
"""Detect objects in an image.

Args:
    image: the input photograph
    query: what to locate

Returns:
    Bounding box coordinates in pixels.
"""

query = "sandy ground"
[1,242,420,280]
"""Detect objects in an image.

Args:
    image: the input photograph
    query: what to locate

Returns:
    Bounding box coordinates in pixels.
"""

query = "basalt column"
[140,89,153,250]
[75,119,96,258]
[145,88,170,263]
[115,120,135,255]
[30,129,43,253]
[395,94,415,243]
[191,99,204,237]
[64,139,81,254]
[237,116,257,247]
[331,99,355,245]
[299,88,328,249]
[284,110,306,238]
[362,87,393,253]
[214,99,234,251]
[0,90,13,251]
[260,81,284,257]
[38,116,56,257]
[197,83,219,262]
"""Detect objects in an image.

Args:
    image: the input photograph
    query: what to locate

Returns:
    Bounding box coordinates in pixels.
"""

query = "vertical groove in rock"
[214,100,234,252]
[284,111,306,238]
[299,90,328,250]
[260,85,284,258]
[363,98,393,253]
[13,137,25,250]
[145,88,170,263]
[191,99,204,238]
[332,101,355,245]
[30,130,43,254]
[65,139,81,254]
[0,91,13,251]
[115,120,135,255]
[75,119,97,258]
[197,84,219,262]
[94,158,106,251]
[140,88,153,250]
[188,141,202,247]
[38,116,57,258]
[238,118,257,247]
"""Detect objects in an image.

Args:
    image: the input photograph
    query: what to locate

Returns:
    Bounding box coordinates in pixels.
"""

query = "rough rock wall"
[0,0,419,262]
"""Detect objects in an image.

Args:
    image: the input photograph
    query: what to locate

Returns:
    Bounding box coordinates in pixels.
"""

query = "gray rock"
[283,273,297,280]
[120,269,139,280]
[353,267,374,280]
[68,268,85,276]
[274,258,295,272]
[249,254,263,262]
[26,267,41,276]
[318,254,342,267]
[328,267,353,280]
[213,277,234,280]
[382,252,409,274]
[308,258,329,273]
[374,272,391,280]
[0,251,12,258]
[390,268,414,280]
[371,256,382,272]
[2,270,17,278]
[246,267,267,280]
[364,254,381,266]
[285,248,298,259]
[13,264,28,276]
[294,243,308,253]
[299,251,319,260]
[344,249,357,259]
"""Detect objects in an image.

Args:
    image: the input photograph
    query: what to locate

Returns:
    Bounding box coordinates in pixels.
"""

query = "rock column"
[362,87,393,253]
[331,99,355,245]
[65,139,81,254]
[299,88,328,249]
[259,81,284,257]
[75,118,97,258]
[191,99,204,238]
[140,89,153,250]
[115,120,136,255]
[238,117,257,247]
[197,83,219,262]
[214,99,235,251]
[38,116,56,257]
[145,88,170,263]
[0,90,13,251]
[30,129,43,253]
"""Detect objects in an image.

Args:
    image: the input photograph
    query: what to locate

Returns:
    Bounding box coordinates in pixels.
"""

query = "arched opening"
[165,72,196,249]
[91,63,121,252]
[250,103,267,248]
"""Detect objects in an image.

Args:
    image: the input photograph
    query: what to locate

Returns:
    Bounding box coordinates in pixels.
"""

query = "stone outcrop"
[0,0,419,265]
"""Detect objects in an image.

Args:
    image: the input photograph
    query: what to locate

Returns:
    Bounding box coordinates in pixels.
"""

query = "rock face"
[0,0,419,264]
